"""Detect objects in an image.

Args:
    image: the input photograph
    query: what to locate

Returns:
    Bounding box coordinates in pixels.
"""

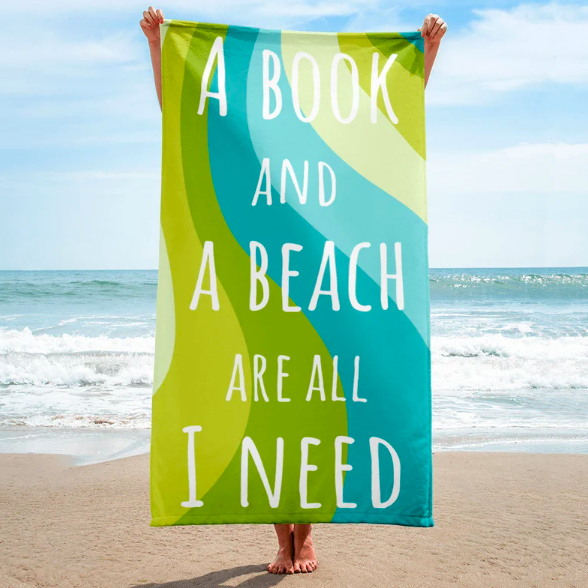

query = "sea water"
[0,268,586,461]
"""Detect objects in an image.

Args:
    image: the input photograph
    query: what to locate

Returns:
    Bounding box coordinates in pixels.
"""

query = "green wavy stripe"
[338,33,426,160]
[366,33,424,78]
[152,22,252,526]
[175,26,347,522]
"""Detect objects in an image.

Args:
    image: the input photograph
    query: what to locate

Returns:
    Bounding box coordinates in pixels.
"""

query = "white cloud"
[428,3,588,105]
[0,26,144,100]
[428,143,588,195]
[0,30,140,70]
[6,0,419,30]
[7,1,365,22]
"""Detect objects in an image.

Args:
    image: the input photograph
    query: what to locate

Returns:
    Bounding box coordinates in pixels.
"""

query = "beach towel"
[151,20,432,527]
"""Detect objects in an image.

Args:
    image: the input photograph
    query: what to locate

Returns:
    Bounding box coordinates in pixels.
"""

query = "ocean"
[1,268,587,461]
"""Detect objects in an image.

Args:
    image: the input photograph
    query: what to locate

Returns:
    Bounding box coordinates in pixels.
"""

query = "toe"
[300,564,308,573]
[293,562,301,573]
[306,563,314,573]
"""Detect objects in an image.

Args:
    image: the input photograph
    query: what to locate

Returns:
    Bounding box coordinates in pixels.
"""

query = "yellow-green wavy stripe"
[151,22,252,523]
[280,33,427,222]
[341,33,426,159]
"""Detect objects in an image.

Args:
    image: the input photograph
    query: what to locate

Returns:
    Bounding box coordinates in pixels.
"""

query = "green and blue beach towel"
[151,20,432,527]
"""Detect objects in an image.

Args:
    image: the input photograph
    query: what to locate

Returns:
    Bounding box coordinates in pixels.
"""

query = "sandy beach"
[0,452,586,588]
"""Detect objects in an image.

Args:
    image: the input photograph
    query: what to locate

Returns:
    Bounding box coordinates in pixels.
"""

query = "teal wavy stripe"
[246,33,429,344]
[207,30,432,522]
[200,25,348,520]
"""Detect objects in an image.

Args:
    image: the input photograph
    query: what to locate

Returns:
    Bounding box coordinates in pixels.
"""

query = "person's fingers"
[427,14,439,36]
[148,6,158,22]
[147,11,157,27]
[430,17,444,39]
[140,17,149,30]
[156,8,164,23]
[438,22,448,39]
[421,14,433,37]
[143,10,154,27]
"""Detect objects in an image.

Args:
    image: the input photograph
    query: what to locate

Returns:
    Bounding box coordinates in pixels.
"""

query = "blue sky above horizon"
[1,1,587,270]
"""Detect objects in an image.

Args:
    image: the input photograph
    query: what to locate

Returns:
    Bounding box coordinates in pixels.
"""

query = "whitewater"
[1,268,587,453]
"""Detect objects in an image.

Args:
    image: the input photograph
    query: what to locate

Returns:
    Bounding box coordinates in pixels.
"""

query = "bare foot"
[267,544,294,574]
[293,524,318,573]
[267,525,294,574]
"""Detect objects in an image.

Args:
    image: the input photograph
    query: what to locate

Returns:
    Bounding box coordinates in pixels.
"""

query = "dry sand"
[1,452,587,588]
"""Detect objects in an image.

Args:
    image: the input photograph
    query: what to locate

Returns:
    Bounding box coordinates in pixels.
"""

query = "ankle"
[278,533,294,554]
[294,531,313,549]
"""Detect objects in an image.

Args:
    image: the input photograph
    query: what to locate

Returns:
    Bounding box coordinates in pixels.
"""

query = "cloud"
[0,30,140,71]
[8,1,365,20]
[0,26,144,99]
[6,0,417,29]
[428,143,588,194]
[428,3,588,105]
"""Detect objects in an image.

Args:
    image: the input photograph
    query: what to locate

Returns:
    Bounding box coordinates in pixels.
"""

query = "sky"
[1,1,587,270]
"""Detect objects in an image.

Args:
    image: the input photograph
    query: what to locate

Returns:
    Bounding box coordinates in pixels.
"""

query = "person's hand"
[140,6,164,46]
[419,14,447,45]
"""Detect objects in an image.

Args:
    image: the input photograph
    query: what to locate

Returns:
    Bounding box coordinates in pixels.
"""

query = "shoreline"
[1,451,586,587]
[1,426,587,466]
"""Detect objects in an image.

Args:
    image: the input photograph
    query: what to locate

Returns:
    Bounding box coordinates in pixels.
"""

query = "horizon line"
[1,265,587,272]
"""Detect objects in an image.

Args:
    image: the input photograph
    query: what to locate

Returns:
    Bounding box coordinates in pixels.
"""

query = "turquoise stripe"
[207,29,432,524]
[246,32,430,344]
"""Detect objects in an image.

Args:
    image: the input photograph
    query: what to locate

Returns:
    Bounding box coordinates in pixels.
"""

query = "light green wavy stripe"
[152,21,174,396]
[152,226,174,395]
[280,33,427,222]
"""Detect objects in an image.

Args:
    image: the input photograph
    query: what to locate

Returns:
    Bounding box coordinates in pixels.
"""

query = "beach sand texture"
[1,452,587,588]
